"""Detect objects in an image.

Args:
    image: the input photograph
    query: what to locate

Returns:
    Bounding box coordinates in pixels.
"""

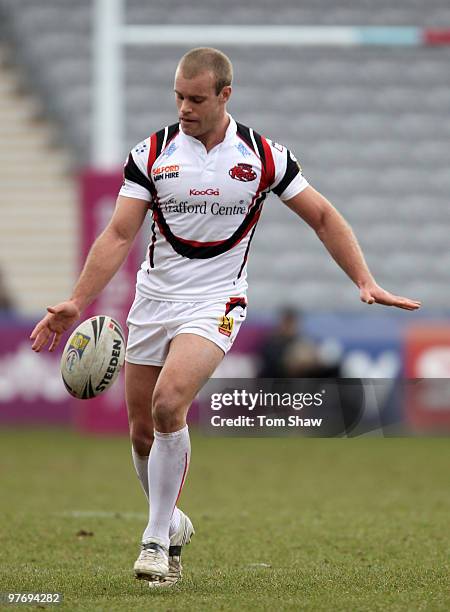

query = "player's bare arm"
[30,196,148,352]
[284,186,421,311]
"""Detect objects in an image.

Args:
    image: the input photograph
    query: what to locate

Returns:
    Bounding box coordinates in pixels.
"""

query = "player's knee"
[152,385,186,431]
[130,422,154,456]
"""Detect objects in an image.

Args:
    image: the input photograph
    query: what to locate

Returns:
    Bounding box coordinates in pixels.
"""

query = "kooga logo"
[190,188,220,196]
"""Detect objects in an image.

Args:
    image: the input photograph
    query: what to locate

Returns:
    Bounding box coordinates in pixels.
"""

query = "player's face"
[174,70,231,139]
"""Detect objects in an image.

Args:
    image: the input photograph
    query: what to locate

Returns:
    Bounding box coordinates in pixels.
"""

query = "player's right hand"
[30,301,81,353]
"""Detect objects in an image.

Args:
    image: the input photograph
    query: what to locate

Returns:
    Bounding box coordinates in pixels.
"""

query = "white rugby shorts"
[125,293,247,366]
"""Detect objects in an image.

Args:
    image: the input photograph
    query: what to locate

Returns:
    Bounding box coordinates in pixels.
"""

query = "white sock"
[170,506,181,535]
[131,447,182,537]
[131,447,149,499]
[142,425,190,548]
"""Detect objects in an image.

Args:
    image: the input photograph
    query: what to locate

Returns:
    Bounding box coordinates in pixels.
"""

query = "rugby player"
[30,47,421,587]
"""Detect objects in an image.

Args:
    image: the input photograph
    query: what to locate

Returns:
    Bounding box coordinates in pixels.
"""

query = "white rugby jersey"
[119,116,308,301]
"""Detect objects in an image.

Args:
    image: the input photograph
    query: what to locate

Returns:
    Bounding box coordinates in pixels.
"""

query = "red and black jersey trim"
[165,123,180,146]
[147,122,272,263]
[235,123,253,151]
[233,123,275,276]
[123,153,153,194]
[225,297,247,316]
[237,225,257,279]
[152,190,267,259]
[272,150,301,197]
[123,123,180,197]
[148,220,157,268]
[145,122,271,261]
[236,122,275,191]
[147,123,180,181]
[146,123,179,267]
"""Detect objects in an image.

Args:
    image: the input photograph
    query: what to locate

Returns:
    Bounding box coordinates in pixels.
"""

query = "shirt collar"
[224,115,237,142]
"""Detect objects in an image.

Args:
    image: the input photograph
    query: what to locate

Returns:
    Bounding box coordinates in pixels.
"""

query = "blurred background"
[0,0,450,434]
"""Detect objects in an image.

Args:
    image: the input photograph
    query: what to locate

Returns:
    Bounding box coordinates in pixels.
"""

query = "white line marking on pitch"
[56,510,147,520]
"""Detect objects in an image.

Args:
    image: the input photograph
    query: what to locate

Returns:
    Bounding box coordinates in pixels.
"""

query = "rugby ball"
[60,315,125,399]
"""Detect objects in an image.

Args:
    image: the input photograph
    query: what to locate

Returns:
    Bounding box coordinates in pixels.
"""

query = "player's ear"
[220,86,232,104]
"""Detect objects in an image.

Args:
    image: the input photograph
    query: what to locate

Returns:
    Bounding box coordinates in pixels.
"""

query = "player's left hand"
[359,283,421,311]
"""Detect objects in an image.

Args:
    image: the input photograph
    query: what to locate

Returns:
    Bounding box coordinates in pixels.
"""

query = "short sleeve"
[118,138,153,201]
[269,140,309,201]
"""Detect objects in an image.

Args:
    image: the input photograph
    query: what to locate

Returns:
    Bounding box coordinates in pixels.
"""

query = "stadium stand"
[0,40,76,315]
[0,0,449,312]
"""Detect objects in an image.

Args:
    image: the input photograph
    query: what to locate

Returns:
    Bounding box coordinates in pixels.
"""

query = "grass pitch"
[0,428,449,611]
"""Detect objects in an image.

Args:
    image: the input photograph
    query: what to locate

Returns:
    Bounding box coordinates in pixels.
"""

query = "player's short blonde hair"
[177,47,233,95]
